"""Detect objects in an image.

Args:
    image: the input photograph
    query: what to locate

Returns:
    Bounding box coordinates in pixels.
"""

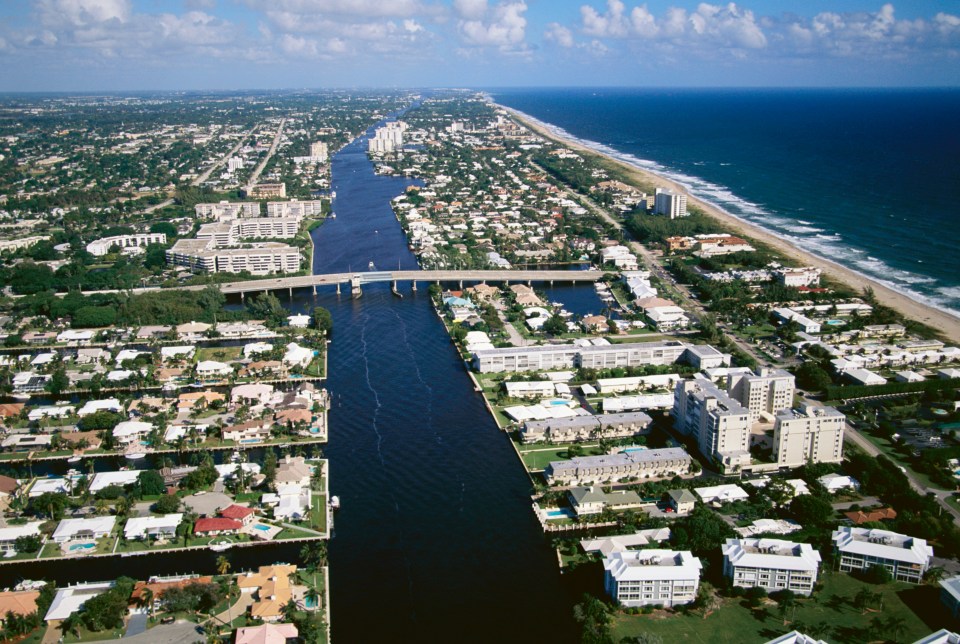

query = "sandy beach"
[499,104,960,343]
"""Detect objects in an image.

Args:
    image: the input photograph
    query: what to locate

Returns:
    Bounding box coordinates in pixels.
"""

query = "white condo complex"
[604,549,702,607]
[722,538,822,596]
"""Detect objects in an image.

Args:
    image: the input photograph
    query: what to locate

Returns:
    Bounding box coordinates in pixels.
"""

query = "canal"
[0,117,588,642]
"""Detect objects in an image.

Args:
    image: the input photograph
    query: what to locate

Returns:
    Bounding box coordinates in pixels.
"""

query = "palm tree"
[304,585,320,611]
[885,615,907,643]
[138,587,155,617]
[281,598,298,623]
[216,555,231,576]
[59,614,80,638]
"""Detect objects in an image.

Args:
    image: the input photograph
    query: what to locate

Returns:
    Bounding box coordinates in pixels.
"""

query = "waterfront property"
[546,447,691,485]
[580,528,671,557]
[123,513,183,541]
[722,537,821,596]
[52,516,116,543]
[44,581,114,622]
[237,564,298,622]
[521,411,653,444]
[832,526,932,583]
[0,521,43,553]
[603,549,702,608]
[567,486,646,516]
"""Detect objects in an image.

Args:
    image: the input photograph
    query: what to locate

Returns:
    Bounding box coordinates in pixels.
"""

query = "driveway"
[86,620,202,644]
[182,492,233,516]
[124,613,148,638]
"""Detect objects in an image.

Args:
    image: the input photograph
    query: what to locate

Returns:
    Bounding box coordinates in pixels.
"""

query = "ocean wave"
[498,103,960,320]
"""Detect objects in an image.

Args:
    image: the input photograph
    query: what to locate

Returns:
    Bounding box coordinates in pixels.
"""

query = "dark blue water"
[492,88,960,317]
[0,116,578,643]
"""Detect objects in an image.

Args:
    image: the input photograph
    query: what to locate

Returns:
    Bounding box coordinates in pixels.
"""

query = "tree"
[138,470,166,496]
[150,221,177,237]
[788,494,834,528]
[153,493,181,514]
[14,534,41,553]
[744,586,767,608]
[543,314,567,336]
[312,306,333,335]
[46,367,69,396]
[300,541,327,572]
[29,492,68,520]
[772,590,797,625]
[795,362,832,392]
[247,293,286,328]
[572,593,613,644]
[216,555,231,576]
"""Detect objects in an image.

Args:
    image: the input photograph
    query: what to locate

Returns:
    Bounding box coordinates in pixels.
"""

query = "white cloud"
[242,0,426,19]
[457,0,528,52]
[36,0,132,28]
[544,22,574,48]
[581,0,629,38]
[453,0,487,20]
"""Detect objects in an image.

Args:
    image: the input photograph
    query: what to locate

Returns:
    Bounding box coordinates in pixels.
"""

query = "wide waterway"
[0,117,580,642]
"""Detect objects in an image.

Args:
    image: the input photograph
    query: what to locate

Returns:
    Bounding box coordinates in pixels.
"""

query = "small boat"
[125,453,146,461]
[329,496,340,510]
[11,393,30,401]
[209,543,233,552]
[368,261,375,269]
[67,456,82,464]
[330,213,336,219]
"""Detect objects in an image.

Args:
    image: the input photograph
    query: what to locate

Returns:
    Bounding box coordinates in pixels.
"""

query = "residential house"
[0,522,43,552]
[51,516,116,543]
[123,514,183,540]
[193,518,242,536]
[237,565,297,622]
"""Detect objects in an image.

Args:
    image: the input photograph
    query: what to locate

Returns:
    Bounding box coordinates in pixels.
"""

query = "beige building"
[773,404,845,468]
[673,378,751,470]
[166,239,301,275]
[195,201,261,220]
[728,368,795,423]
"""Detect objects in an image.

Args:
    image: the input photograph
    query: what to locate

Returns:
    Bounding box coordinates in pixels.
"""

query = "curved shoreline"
[495,102,960,343]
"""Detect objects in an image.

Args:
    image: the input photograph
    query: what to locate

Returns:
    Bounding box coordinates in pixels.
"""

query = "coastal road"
[839,417,960,525]
[246,118,286,187]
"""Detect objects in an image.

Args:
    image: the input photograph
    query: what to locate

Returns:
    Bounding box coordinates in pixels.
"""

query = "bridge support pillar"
[411,280,417,292]
[351,275,363,299]
[528,280,532,287]
[550,280,554,287]
[392,280,397,291]
[336,282,341,295]
[240,291,244,302]
[313,285,317,295]
[288,287,293,299]
[459,280,463,290]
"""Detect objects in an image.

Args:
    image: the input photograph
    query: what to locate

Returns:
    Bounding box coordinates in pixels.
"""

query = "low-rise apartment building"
[604,549,702,607]
[832,527,932,583]
[722,537,822,595]
[521,412,652,443]
[546,447,691,485]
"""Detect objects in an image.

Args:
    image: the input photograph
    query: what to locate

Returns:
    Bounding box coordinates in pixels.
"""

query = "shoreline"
[496,103,960,344]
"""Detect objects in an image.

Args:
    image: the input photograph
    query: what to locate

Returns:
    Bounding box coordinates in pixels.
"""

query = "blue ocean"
[491,88,960,317]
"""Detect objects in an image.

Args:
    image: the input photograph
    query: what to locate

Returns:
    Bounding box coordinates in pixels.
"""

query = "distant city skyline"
[0,0,957,91]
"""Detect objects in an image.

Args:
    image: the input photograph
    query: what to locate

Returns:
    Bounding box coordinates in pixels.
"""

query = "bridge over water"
[181,269,607,297]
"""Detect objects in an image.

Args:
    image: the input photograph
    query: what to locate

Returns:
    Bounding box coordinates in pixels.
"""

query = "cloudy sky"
[0,0,957,91]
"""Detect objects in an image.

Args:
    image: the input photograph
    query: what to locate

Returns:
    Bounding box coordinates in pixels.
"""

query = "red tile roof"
[220,504,255,520]
[193,518,242,534]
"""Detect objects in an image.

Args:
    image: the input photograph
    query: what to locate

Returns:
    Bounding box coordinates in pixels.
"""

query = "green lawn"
[517,442,604,471]
[610,572,936,644]
[311,493,327,533]
[195,346,243,363]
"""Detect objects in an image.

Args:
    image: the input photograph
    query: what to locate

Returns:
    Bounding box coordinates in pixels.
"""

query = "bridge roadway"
[188,269,606,295]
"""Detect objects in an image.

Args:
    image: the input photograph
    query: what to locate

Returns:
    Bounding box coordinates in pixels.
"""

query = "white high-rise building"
[654,188,688,219]
[309,141,328,162]
[773,404,845,467]
[673,378,751,470]
[727,368,796,424]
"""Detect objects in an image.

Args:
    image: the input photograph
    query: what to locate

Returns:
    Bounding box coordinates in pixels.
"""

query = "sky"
[0,0,957,91]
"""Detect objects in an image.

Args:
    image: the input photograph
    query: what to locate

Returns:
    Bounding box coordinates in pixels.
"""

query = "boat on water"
[125,452,146,461]
[209,543,233,552]
[67,456,82,463]
[368,261,375,269]
[330,496,340,510]
[330,212,336,219]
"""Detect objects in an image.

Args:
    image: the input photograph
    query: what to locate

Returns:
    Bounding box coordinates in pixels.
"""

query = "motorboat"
[329,496,340,510]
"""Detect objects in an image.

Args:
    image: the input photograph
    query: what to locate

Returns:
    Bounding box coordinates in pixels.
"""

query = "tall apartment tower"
[673,378,751,470]
[654,188,688,219]
[727,368,796,424]
[309,141,328,162]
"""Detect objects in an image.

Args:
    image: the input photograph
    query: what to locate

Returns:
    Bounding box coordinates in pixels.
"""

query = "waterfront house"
[567,486,645,517]
[89,470,142,493]
[237,564,297,622]
[52,516,116,543]
[77,398,123,416]
[0,590,40,625]
[160,345,196,362]
[236,623,299,644]
[832,526,932,583]
[123,514,183,540]
[2,434,53,452]
[196,360,233,379]
[603,549,702,608]
[287,314,311,328]
[223,420,272,443]
[283,343,314,369]
[231,383,274,409]
[130,575,213,614]
[220,504,256,526]
[176,321,211,341]
[243,342,274,358]
[112,420,153,445]
[193,517,242,536]
[273,483,311,521]
[722,537,821,596]
[580,529,671,557]
[695,484,750,505]
[178,390,225,412]
[275,456,312,488]
[44,582,115,622]
[0,522,43,553]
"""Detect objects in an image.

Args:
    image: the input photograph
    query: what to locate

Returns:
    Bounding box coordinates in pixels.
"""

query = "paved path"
[211,592,255,627]
[124,613,148,638]
[246,118,286,187]
[830,496,881,511]
[86,620,203,644]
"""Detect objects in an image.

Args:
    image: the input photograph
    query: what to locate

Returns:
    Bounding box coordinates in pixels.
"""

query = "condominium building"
[832,527,932,583]
[472,344,581,373]
[196,217,299,245]
[195,201,261,220]
[772,404,845,468]
[267,199,323,218]
[578,340,689,370]
[368,121,406,154]
[166,239,301,275]
[775,267,822,288]
[654,188,688,219]
[86,233,166,257]
[471,340,720,374]
[309,141,328,161]
[673,378,751,469]
[722,537,822,596]
[521,411,652,444]
[545,447,691,485]
[604,549,702,607]
[247,183,287,199]
[0,235,50,254]
[727,368,795,423]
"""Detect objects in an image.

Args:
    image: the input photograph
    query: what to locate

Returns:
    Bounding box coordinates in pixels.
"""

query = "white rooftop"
[832,526,933,565]
[45,582,114,621]
[723,537,821,572]
[604,549,703,582]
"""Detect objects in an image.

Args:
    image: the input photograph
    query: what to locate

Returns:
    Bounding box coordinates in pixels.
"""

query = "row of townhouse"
[520,411,652,444]
[546,447,691,485]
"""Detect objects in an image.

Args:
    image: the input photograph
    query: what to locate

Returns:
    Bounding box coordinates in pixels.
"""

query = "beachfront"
[499,104,960,344]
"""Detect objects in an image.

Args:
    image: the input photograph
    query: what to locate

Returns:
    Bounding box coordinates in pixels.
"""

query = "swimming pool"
[309,427,321,434]
[622,447,648,453]
[240,439,261,444]
[253,524,271,531]
[69,543,95,552]
[826,319,846,326]
[544,509,573,519]
[304,596,318,609]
